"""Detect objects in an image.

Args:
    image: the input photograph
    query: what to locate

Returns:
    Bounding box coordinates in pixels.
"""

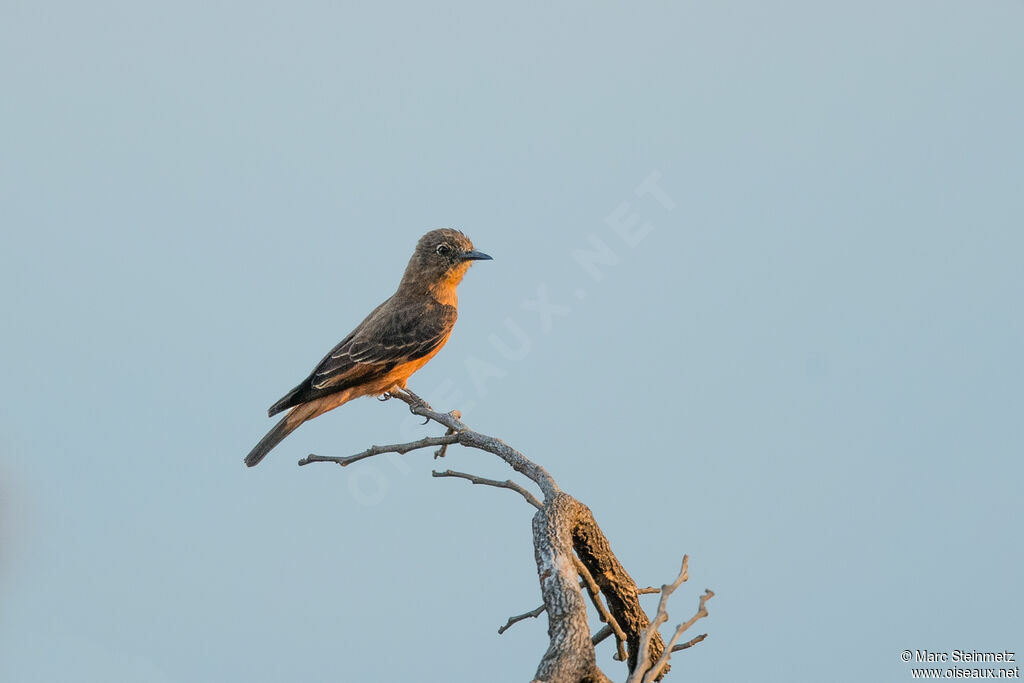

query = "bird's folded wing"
[311,300,457,391]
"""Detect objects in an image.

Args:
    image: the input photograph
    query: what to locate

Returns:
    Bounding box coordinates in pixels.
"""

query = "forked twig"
[643,590,714,681]
[299,434,459,467]
[301,389,558,502]
[627,556,713,683]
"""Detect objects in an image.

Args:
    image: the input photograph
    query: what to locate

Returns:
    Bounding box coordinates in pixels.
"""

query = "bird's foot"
[390,388,433,423]
[395,388,430,411]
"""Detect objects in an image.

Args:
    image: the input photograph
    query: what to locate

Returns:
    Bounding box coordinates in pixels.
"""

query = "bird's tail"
[244,405,313,467]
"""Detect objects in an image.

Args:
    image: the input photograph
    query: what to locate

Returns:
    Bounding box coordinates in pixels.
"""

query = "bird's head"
[401,228,491,299]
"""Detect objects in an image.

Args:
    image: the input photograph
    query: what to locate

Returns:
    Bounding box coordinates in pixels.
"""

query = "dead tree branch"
[626,557,713,683]
[434,412,461,458]
[671,633,708,652]
[532,493,613,683]
[592,624,614,646]
[304,389,560,502]
[641,589,713,682]
[628,557,689,683]
[298,434,460,467]
[572,504,667,672]
[432,468,543,510]
[499,603,547,635]
[299,391,711,682]
[573,555,629,662]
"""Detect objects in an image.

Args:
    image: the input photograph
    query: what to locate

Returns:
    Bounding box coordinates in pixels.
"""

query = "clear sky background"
[2,2,1021,682]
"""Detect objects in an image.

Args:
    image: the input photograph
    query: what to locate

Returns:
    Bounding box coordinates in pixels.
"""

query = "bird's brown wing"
[325,300,456,372]
[268,297,457,415]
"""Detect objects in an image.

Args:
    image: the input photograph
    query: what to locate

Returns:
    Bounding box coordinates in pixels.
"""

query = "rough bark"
[300,391,709,682]
[532,494,612,683]
[572,504,667,675]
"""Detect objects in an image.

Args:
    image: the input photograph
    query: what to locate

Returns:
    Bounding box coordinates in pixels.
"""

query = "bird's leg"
[377,392,393,401]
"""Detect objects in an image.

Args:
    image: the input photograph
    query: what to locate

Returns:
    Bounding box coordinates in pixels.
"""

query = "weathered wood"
[572,502,667,678]
[531,493,612,683]
[301,391,711,682]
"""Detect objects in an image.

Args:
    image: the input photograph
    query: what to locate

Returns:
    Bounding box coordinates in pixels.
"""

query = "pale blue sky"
[2,2,1022,682]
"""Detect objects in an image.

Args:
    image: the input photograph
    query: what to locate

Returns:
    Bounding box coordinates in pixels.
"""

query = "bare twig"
[643,590,714,682]
[392,390,560,501]
[502,574,623,641]
[499,602,548,634]
[434,410,461,459]
[432,469,543,510]
[299,434,460,467]
[573,555,628,662]
[671,633,707,652]
[626,556,713,683]
[434,427,456,458]
[298,391,709,682]
[497,603,546,634]
[533,493,612,682]
[571,506,666,672]
[302,389,559,502]
[592,584,660,647]
[592,624,613,646]
[627,556,690,683]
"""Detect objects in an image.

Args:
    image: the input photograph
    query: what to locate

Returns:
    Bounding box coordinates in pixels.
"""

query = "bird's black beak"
[460,250,493,261]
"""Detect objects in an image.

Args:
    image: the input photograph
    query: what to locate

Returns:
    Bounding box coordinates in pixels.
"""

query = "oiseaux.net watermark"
[902,650,1019,679]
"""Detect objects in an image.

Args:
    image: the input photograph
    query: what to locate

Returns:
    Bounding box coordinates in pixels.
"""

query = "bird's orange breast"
[377,331,453,391]
[428,262,471,307]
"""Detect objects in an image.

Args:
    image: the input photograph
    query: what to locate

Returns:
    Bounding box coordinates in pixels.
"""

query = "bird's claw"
[398,390,430,414]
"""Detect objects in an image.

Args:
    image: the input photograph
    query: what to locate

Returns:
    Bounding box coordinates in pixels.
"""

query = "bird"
[244,228,491,467]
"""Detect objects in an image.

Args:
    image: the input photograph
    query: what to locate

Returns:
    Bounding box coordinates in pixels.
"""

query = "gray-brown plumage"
[245,228,491,467]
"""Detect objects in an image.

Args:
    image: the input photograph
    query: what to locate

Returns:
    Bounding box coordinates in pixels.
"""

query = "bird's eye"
[436,243,452,256]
